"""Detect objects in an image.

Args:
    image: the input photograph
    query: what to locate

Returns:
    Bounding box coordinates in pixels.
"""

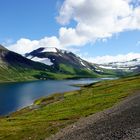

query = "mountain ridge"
[26,47,139,77]
[0,45,138,82]
[99,58,140,74]
[25,47,105,76]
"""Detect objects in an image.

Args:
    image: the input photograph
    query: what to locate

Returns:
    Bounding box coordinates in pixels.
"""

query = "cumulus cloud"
[8,37,62,54]
[7,0,140,55]
[59,27,88,46]
[82,53,140,64]
[57,0,140,46]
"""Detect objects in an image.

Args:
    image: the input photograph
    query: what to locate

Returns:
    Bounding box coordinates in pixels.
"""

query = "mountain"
[0,45,50,82]
[25,48,94,70]
[0,45,134,82]
[98,58,140,74]
[0,45,49,70]
[25,47,111,77]
[0,45,103,82]
[26,47,134,78]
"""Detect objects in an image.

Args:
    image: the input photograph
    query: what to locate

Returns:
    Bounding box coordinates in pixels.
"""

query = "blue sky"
[0,0,140,63]
[0,0,61,40]
[80,30,140,56]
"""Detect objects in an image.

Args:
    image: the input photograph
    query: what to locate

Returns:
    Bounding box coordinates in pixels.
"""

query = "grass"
[0,62,132,83]
[0,64,106,83]
[59,64,76,74]
[0,65,38,83]
[0,75,140,140]
[0,65,95,83]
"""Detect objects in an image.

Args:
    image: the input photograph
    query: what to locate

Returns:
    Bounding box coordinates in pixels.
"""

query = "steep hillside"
[0,45,49,82]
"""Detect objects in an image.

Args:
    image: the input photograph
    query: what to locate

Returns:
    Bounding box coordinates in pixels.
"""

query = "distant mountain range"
[99,58,140,73]
[0,45,139,82]
[25,47,140,75]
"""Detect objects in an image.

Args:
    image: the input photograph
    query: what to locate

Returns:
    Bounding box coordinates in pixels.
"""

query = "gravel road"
[47,92,140,140]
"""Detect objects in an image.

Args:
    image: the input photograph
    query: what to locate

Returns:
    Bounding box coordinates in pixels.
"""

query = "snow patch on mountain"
[98,58,140,72]
[26,55,33,59]
[81,61,86,67]
[130,67,138,70]
[40,58,53,66]
[41,47,57,53]
[79,59,86,67]
[32,57,53,66]
[95,69,103,72]
[108,58,140,67]
[99,66,118,70]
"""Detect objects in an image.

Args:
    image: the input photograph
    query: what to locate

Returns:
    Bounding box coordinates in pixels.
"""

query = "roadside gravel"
[47,92,140,140]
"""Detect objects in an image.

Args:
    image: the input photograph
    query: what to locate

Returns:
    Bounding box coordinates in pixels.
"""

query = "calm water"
[0,78,113,116]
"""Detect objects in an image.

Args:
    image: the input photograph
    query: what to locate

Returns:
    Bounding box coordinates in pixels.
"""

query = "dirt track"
[47,92,140,140]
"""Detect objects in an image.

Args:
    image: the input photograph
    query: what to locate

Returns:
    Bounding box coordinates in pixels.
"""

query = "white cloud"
[59,27,88,47]
[6,0,140,55]
[82,53,140,64]
[57,0,140,46]
[8,36,62,54]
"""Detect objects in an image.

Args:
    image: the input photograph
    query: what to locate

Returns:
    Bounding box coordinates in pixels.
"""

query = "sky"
[0,0,140,64]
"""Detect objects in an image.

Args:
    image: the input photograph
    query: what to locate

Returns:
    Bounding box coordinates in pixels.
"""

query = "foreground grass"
[0,75,140,140]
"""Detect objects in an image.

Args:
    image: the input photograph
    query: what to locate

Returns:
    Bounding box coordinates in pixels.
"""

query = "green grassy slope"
[0,65,38,82]
[0,62,115,83]
[0,65,77,82]
[0,75,140,140]
[58,63,118,78]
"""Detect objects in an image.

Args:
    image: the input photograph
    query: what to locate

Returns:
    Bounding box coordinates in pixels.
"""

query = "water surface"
[0,78,113,116]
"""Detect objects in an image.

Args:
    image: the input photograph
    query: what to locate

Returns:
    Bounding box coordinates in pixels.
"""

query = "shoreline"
[0,75,117,84]
[0,75,139,140]
[0,77,116,117]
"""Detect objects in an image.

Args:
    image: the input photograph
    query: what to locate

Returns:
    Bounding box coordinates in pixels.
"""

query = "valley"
[0,45,139,83]
[0,45,139,140]
[0,45,140,140]
[0,1,140,139]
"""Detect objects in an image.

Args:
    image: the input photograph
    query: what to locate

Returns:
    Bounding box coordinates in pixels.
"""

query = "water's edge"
[0,78,116,116]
